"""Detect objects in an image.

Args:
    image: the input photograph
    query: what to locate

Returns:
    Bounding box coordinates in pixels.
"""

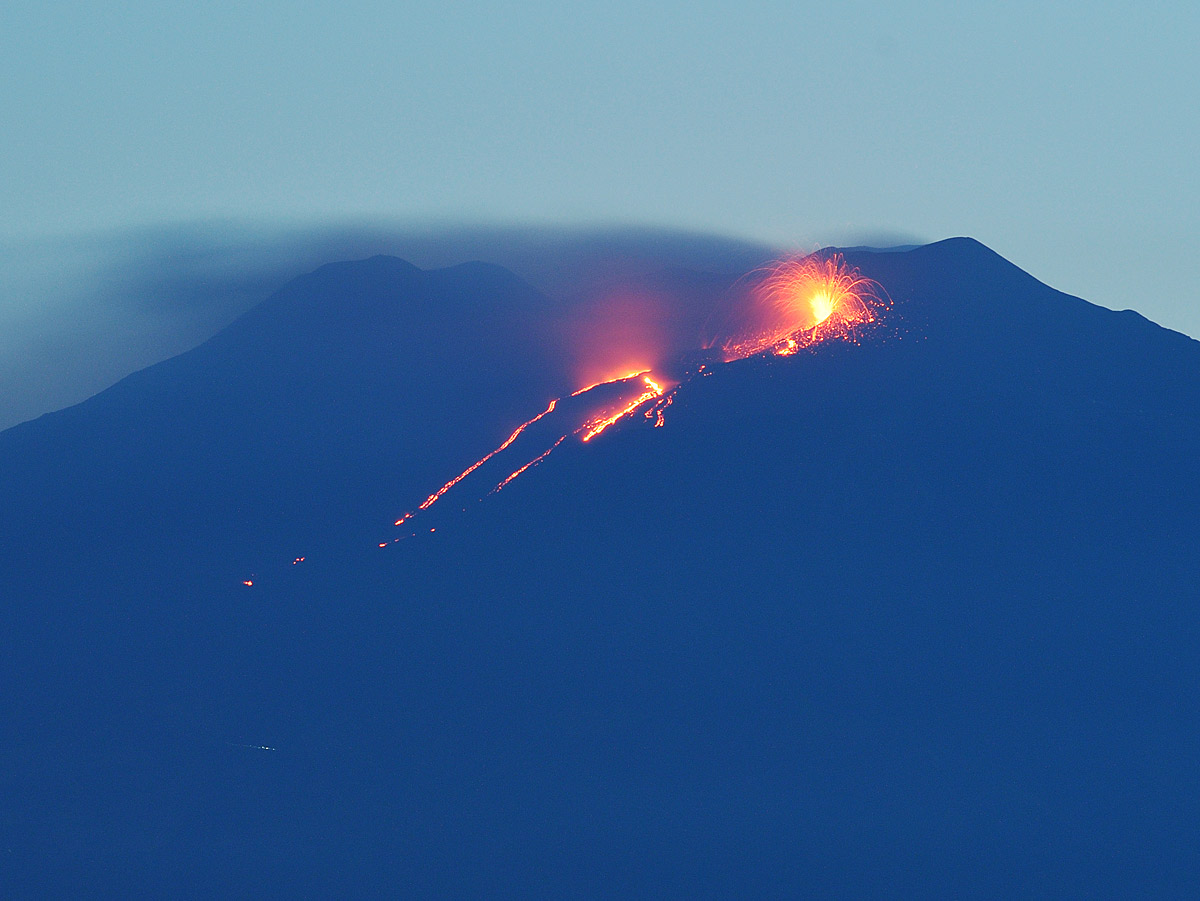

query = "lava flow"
[580,374,666,442]
[394,397,560,527]
[384,251,885,543]
[386,371,673,539]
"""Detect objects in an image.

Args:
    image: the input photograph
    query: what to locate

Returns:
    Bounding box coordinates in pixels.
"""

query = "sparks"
[716,253,887,361]
[375,251,886,545]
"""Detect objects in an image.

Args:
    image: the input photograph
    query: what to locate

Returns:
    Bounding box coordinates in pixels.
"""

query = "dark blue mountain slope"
[0,255,576,573]
[3,239,1200,897]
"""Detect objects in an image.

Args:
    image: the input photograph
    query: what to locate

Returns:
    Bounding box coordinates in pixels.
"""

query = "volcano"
[3,238,1200,896]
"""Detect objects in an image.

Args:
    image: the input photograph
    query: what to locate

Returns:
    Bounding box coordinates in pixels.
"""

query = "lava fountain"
[714,252,888,361]
[383,251,887,543]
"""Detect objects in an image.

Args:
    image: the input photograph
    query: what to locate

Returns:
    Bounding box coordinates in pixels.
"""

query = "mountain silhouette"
[3,238,1199,896]
[0,255,582,573]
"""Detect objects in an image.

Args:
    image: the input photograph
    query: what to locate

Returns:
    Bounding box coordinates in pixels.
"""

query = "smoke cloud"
[0,221,781,432]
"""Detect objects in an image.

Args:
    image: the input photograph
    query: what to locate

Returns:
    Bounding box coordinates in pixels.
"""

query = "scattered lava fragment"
[714,252,888,361]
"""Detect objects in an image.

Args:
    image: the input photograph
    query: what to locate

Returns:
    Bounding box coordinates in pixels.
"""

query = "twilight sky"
[1,0,1198,420]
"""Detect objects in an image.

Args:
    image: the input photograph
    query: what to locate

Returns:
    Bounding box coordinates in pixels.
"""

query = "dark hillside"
[3,239,1199,896]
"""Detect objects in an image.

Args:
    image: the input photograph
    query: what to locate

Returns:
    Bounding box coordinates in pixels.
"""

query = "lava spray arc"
[711,252,889,361]
[386,251,887,541]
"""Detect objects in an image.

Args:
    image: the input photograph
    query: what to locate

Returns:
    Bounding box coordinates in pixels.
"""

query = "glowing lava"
[810,290,835,325]
[395,398,560,526]
[388,372,674,537]
[382,251,886,545]
[571,369,651,397]
[716,253,887,361]
[494,435,568,493]
[580,375,666,442]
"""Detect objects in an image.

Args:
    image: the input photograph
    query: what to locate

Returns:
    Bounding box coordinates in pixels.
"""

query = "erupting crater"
[384,251,888,542]
[713,252,888,360]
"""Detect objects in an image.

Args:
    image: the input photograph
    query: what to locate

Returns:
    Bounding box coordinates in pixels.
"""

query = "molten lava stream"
[578,374,666,443]
[396,398,560,523]
[388,372,672,538]
[385,252,886,545]
[493,435,567,493]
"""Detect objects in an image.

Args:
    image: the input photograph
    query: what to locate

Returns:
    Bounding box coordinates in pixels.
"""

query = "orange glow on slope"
[377,251,887,546]
[564,289,670,398]
[645,391,673,427]
[414,399,557,511]
[386,372,674,536]
[494,435,567,492]
[394,399,558,526]
[716,253,887,361]
[571,369,651,397]
[242,579,254,587]
[579,375,668,443]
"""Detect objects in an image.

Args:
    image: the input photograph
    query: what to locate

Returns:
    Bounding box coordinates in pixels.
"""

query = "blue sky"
[1,1,1197,333]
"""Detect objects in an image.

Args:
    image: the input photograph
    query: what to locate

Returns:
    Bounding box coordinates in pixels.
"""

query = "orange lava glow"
[392,399,560,527]
[242,579,254,587]
[375,251,887,547]
[644,391,673,427]
[579,375,668,443]
[386,371,675,536]
[571,369,650,397]
[565,289,670,400]
[494,435,567,492]
[415,399,558,512]
[716,253,887,361]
